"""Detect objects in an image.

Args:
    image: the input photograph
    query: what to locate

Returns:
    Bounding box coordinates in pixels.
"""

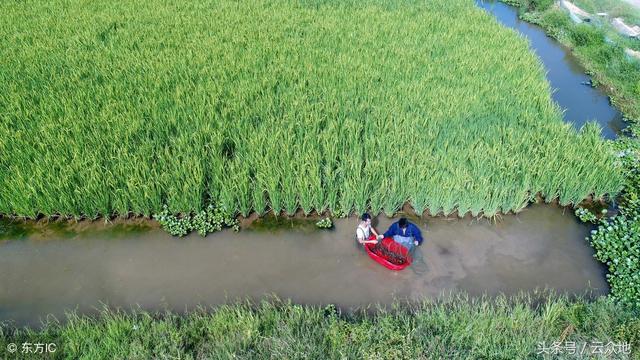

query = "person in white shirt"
[356,213,383,245]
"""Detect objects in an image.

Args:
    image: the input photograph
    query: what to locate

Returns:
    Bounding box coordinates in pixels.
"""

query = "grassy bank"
[1,294,639,359]
[0,0,622,218]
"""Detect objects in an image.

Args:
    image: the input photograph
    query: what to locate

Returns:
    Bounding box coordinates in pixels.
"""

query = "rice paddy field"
[0,0,623,218]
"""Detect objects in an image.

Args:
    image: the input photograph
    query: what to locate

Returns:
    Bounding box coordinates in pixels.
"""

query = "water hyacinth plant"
[0,0,624,219]
[589,213,640,307]
[315,218,333,229]
[578,140,640,308]
[153,204,238,237]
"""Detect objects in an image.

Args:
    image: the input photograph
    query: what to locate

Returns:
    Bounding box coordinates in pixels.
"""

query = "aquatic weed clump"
[577,142,640,308]
[191,204,239,236]
[154,204,238,237]
[591,142,640,308]
[315,218,333,229]
[575,207,601,223]
[590,211,640,308]
[153,206,191,237]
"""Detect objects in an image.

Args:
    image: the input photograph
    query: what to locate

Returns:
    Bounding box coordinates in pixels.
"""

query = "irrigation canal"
[1,205,606,327]
[0,2,622,327]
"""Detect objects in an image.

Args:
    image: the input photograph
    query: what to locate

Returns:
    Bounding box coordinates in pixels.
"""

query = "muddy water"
[0,205,606,327]
[476,0,626,139]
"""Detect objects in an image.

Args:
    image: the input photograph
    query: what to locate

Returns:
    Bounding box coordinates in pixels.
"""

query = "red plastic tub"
[363,235,412,271]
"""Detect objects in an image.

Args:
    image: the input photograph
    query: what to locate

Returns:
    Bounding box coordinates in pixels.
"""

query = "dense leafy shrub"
[518,0,554,12]
[530,0,554,11]
[570,24,605,47]
[593,44,624,64]
[540,8,572,39]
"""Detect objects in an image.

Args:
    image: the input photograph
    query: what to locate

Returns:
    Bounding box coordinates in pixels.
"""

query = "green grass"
[1,294,639,359]
[0,0,623,218]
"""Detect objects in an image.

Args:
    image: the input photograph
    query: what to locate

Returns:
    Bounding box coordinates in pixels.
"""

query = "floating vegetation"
[154,204,238,237]
[589,211,640,308]
[315,218,333,229]
[0,0,623,219]
[575,207,600,223]
[579,141,640,308]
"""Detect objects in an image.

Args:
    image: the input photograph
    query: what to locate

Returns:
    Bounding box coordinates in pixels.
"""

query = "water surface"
[0,205,606,327]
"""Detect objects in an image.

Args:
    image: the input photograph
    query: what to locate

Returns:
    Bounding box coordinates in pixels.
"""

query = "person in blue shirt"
[384,217,423,250]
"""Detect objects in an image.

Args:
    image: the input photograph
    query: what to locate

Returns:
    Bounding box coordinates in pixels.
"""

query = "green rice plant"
[0,0,623,219]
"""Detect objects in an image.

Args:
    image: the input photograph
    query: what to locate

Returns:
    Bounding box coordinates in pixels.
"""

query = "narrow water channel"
[476,0,625,139]
[0,205,606,327]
